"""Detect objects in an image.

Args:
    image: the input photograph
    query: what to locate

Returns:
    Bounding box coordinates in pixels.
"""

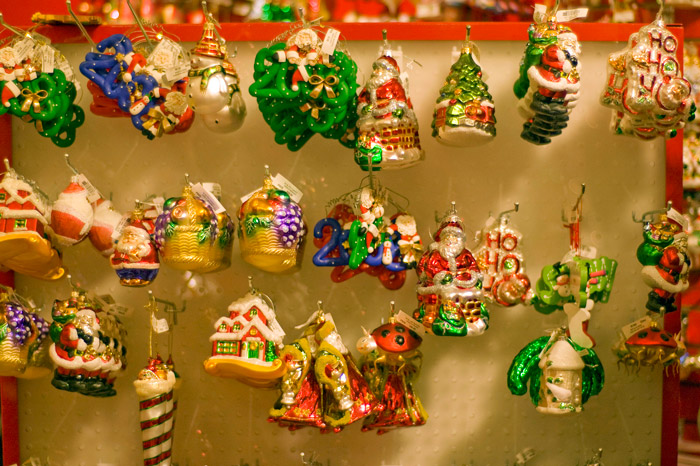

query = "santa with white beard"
[414,205,488,337]
[110,216,160,287]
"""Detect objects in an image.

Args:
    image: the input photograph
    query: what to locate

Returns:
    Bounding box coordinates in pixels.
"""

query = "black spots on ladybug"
[395,325,405,333]
[395,335,405,346]
[381,329,390,338]
[651,327,661,333]
[409,329,420,340]
[661,333,670,342]
[638,331,648,339]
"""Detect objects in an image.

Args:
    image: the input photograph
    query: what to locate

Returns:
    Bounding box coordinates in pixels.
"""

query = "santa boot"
[1,81,21,108]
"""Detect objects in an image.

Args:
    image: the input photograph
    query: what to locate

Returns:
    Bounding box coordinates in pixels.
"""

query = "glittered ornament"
[269,307,376,432]
[0,160,63,280]
[154,181,234,273]
[613,319,685,370]
[432,26,496,147]
[188,19,246,133]
[513,9,582,145]
[49,290,127,397]
[636,207,689,313]
[204,281,287,387]
[238,171,305,273]
[357,306,427,434]
[249,25,359,151]
[413,203,489,337]
[0,292,50,378]
[313,183,421,290]
[88,199,123,257]
[473,205,532,306]
[355,35,424,171]
[111,204,160,287]
[50,176,94,247]
[507,329,604,415]
[601,12,695,140]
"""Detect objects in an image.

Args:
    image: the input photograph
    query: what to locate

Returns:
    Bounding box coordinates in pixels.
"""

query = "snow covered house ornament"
[537,338,585,414]
[203,289,286,388]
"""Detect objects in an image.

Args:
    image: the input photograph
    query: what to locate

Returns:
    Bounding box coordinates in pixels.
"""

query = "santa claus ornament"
[507,327,604,415]
[269,303,377,432]
[313,180,422,290]
[413,202,488,337]
[89,199,123,257]
[249,24,359,151]
[473,203,532,306]
[0,159,63,280]
[432,26,496,147]
[111,202,160,287]
[155,178,235,274]
[601,5,695,140]
[204,277,287,387]
[49,285,127,397]
[78,10,194,140]
[513,5,584,145]
[635,204,690,314]
[187,15,246,133]
[355,31,424,171]
[238,168,306,273]
[356,302,427,434]
[0,17,84,147]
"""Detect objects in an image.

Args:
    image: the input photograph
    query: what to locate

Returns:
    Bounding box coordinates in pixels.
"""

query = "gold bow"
[141,108,174,138]
[308,74,338,99]
[399,242,423,255]
[299,101,327,120]
[20,88,48,114]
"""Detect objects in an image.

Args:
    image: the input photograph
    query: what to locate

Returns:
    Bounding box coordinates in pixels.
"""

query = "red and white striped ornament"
[50,177,94,247]
[89,199,123,256]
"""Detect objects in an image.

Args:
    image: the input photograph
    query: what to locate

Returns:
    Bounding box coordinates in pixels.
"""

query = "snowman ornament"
[187,19,246,133]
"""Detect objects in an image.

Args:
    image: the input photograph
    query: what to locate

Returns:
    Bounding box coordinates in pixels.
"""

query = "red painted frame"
[0,20,683,466]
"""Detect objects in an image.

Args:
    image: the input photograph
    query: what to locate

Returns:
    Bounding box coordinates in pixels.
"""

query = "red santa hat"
[434,213,465,242]
[541,44,565,71]
[375,55,400,75]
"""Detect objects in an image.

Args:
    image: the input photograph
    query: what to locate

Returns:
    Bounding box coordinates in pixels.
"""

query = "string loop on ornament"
[496,202,519,221]
[66,0,96,50]
[248,275,276,313]
[63,153,80,175]
[66,274,86,294]
[632,200,672,223]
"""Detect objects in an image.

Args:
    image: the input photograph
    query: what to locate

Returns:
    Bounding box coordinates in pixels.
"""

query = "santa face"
[438,228,466,259]
[292,29,321,53]
[395,215,417,236]
[116,227,152,260]
[360,187,375,209]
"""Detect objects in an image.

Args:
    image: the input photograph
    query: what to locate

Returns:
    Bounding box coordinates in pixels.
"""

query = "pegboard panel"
[12,37,666,466]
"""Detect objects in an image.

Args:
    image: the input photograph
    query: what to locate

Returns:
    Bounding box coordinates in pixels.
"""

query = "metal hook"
[64,153,80,175]
[201,0,211,18]
[0,13,25,37]
[466,25,471,43]
[134,198,143,210]
[390,301,396,316]
[184,173,190,185]
[3,158,11,173]
[248,275,256,293]
[562,184,585,222]
[264,165,270,177]
[381,29,391,56]
[125,0,153,49]
[497,202,519,221]
[632,200,673,223]
[66,274,85,293]
[656,0,665,22]
[66,1,96,51]
[298,7,309,28]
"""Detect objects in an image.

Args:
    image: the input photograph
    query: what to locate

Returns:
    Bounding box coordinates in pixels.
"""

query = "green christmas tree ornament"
[432,25,496,147]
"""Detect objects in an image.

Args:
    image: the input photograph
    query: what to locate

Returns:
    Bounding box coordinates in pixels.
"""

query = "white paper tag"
[57,58,74,82]
[151,314,169,333]
[148,38,181,69]
[272,173,303,203]
[622,316,653,339]
[515,447,536,464]
[111,214,130,241]
[191,182,226,214]
[321,28,341,56]
[399,71,409,87]
[240,187,259,204]
[534,4,588,22]
[298,64,310,82]
[14,37,35,62]
[41,45,55,74]
[612,9,635,23]
[145,196,165,217]
[396,310,426,334]
[202,182,221,200]
[577,348,589,356]
[165,63,190,83]
[74,173,102,203]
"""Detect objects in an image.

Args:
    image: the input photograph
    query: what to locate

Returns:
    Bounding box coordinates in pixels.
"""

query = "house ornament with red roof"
[203,293,286,388]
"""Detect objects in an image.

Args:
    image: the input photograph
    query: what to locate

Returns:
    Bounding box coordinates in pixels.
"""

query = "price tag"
[240,188,259,204]
[612,9,635,23]
[75,173,102,203]
[14,37,35,62]
[57,58,74,82]
[272,173,303,203]
[111,214,130,241]
[396,310,426,334]
[622,315,653,339]
[165,63,190,83]
[321,28,341,56]
[191,182,226,214]
[41,45,55,74]
[151,314,169,333]
[534,4,588,22]
[298,64,310,82]
[203,183,222,199]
